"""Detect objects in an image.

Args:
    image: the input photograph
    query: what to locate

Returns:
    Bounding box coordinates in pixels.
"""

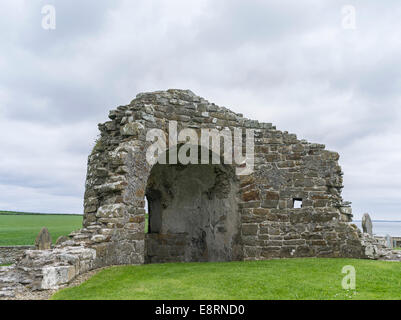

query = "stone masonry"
[1,89,399,299]
[0,246,34,265]
[82,89,364,263]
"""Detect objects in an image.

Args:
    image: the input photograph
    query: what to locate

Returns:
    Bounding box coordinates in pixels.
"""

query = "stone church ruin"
[84,88,364,265]
[1,89,400,298]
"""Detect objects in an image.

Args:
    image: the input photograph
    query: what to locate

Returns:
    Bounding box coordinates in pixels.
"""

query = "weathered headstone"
[35,227,52,250]
[385,234,392,248]
[362,213,373,235]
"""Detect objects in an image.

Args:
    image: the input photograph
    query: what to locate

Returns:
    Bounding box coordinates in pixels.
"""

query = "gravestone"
[385,234,392,248]
[35,227,52,250]
[362,213,373,235]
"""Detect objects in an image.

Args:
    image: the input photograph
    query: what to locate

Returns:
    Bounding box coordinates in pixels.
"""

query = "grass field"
[0,211,82,245]
[51,258,401,300]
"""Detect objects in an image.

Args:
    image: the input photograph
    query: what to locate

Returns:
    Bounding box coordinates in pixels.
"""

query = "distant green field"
[0,211,83,245]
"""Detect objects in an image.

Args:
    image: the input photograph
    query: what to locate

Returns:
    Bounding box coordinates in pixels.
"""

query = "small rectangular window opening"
[293,198,303,209]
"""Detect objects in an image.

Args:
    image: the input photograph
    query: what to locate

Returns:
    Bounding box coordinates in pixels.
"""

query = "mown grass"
[0,212,82,245]
[52,258,401,300]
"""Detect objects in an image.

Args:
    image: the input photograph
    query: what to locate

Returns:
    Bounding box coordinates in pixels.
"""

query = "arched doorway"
[144,161,242,263]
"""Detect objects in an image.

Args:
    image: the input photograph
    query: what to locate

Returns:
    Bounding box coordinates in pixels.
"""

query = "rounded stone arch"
[82,89,366,269]
[142,144,243,263]
[84,121,247,266]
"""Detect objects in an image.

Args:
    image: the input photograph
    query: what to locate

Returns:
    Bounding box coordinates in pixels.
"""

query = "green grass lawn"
[0,212,82,245]
[51,258,401,300]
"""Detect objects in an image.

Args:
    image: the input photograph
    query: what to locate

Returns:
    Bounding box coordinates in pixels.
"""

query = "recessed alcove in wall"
[144,150,242,263]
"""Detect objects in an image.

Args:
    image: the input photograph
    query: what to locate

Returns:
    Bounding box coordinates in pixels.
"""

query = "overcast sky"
[0,1,400,220]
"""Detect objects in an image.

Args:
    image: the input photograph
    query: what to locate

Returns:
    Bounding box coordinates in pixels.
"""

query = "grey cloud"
[0,0,400,219]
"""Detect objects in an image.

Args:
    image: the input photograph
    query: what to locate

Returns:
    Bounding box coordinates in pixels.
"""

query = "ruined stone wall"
[0,246,97,297]
[240,137,363,260]
[0,246,34,265]
[81,89,364,265]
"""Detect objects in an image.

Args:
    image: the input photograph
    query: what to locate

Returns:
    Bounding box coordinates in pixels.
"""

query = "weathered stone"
[385,234,392,248]
[55,236,69,246]
[96,204,126,218]
[120,122,144,136]
[242,224,258,236]
[91,235,107,243]
[242,190,259,201]
[362,213,373,235]
[41,266,76,289]
[35,227,52,250]
[0,246,34,265]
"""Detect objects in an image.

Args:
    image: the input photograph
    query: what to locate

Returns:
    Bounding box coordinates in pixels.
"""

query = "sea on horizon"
[354,220,401,237]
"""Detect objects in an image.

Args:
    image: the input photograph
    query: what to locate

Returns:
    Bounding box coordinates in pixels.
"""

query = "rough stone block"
[242,224,258,236]
[35,227,52,250]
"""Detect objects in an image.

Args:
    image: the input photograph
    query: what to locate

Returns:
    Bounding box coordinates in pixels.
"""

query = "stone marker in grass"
[362,213,373,235]
[35,227,52,250]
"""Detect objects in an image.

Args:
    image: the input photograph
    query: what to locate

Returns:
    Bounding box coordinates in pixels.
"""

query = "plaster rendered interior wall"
[145,162,241,263]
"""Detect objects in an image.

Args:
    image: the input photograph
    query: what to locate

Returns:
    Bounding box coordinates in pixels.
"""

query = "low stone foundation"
[0,246,35,265]
[0,245,96,298]
[361,234,401,261]
[374,236,401,249]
